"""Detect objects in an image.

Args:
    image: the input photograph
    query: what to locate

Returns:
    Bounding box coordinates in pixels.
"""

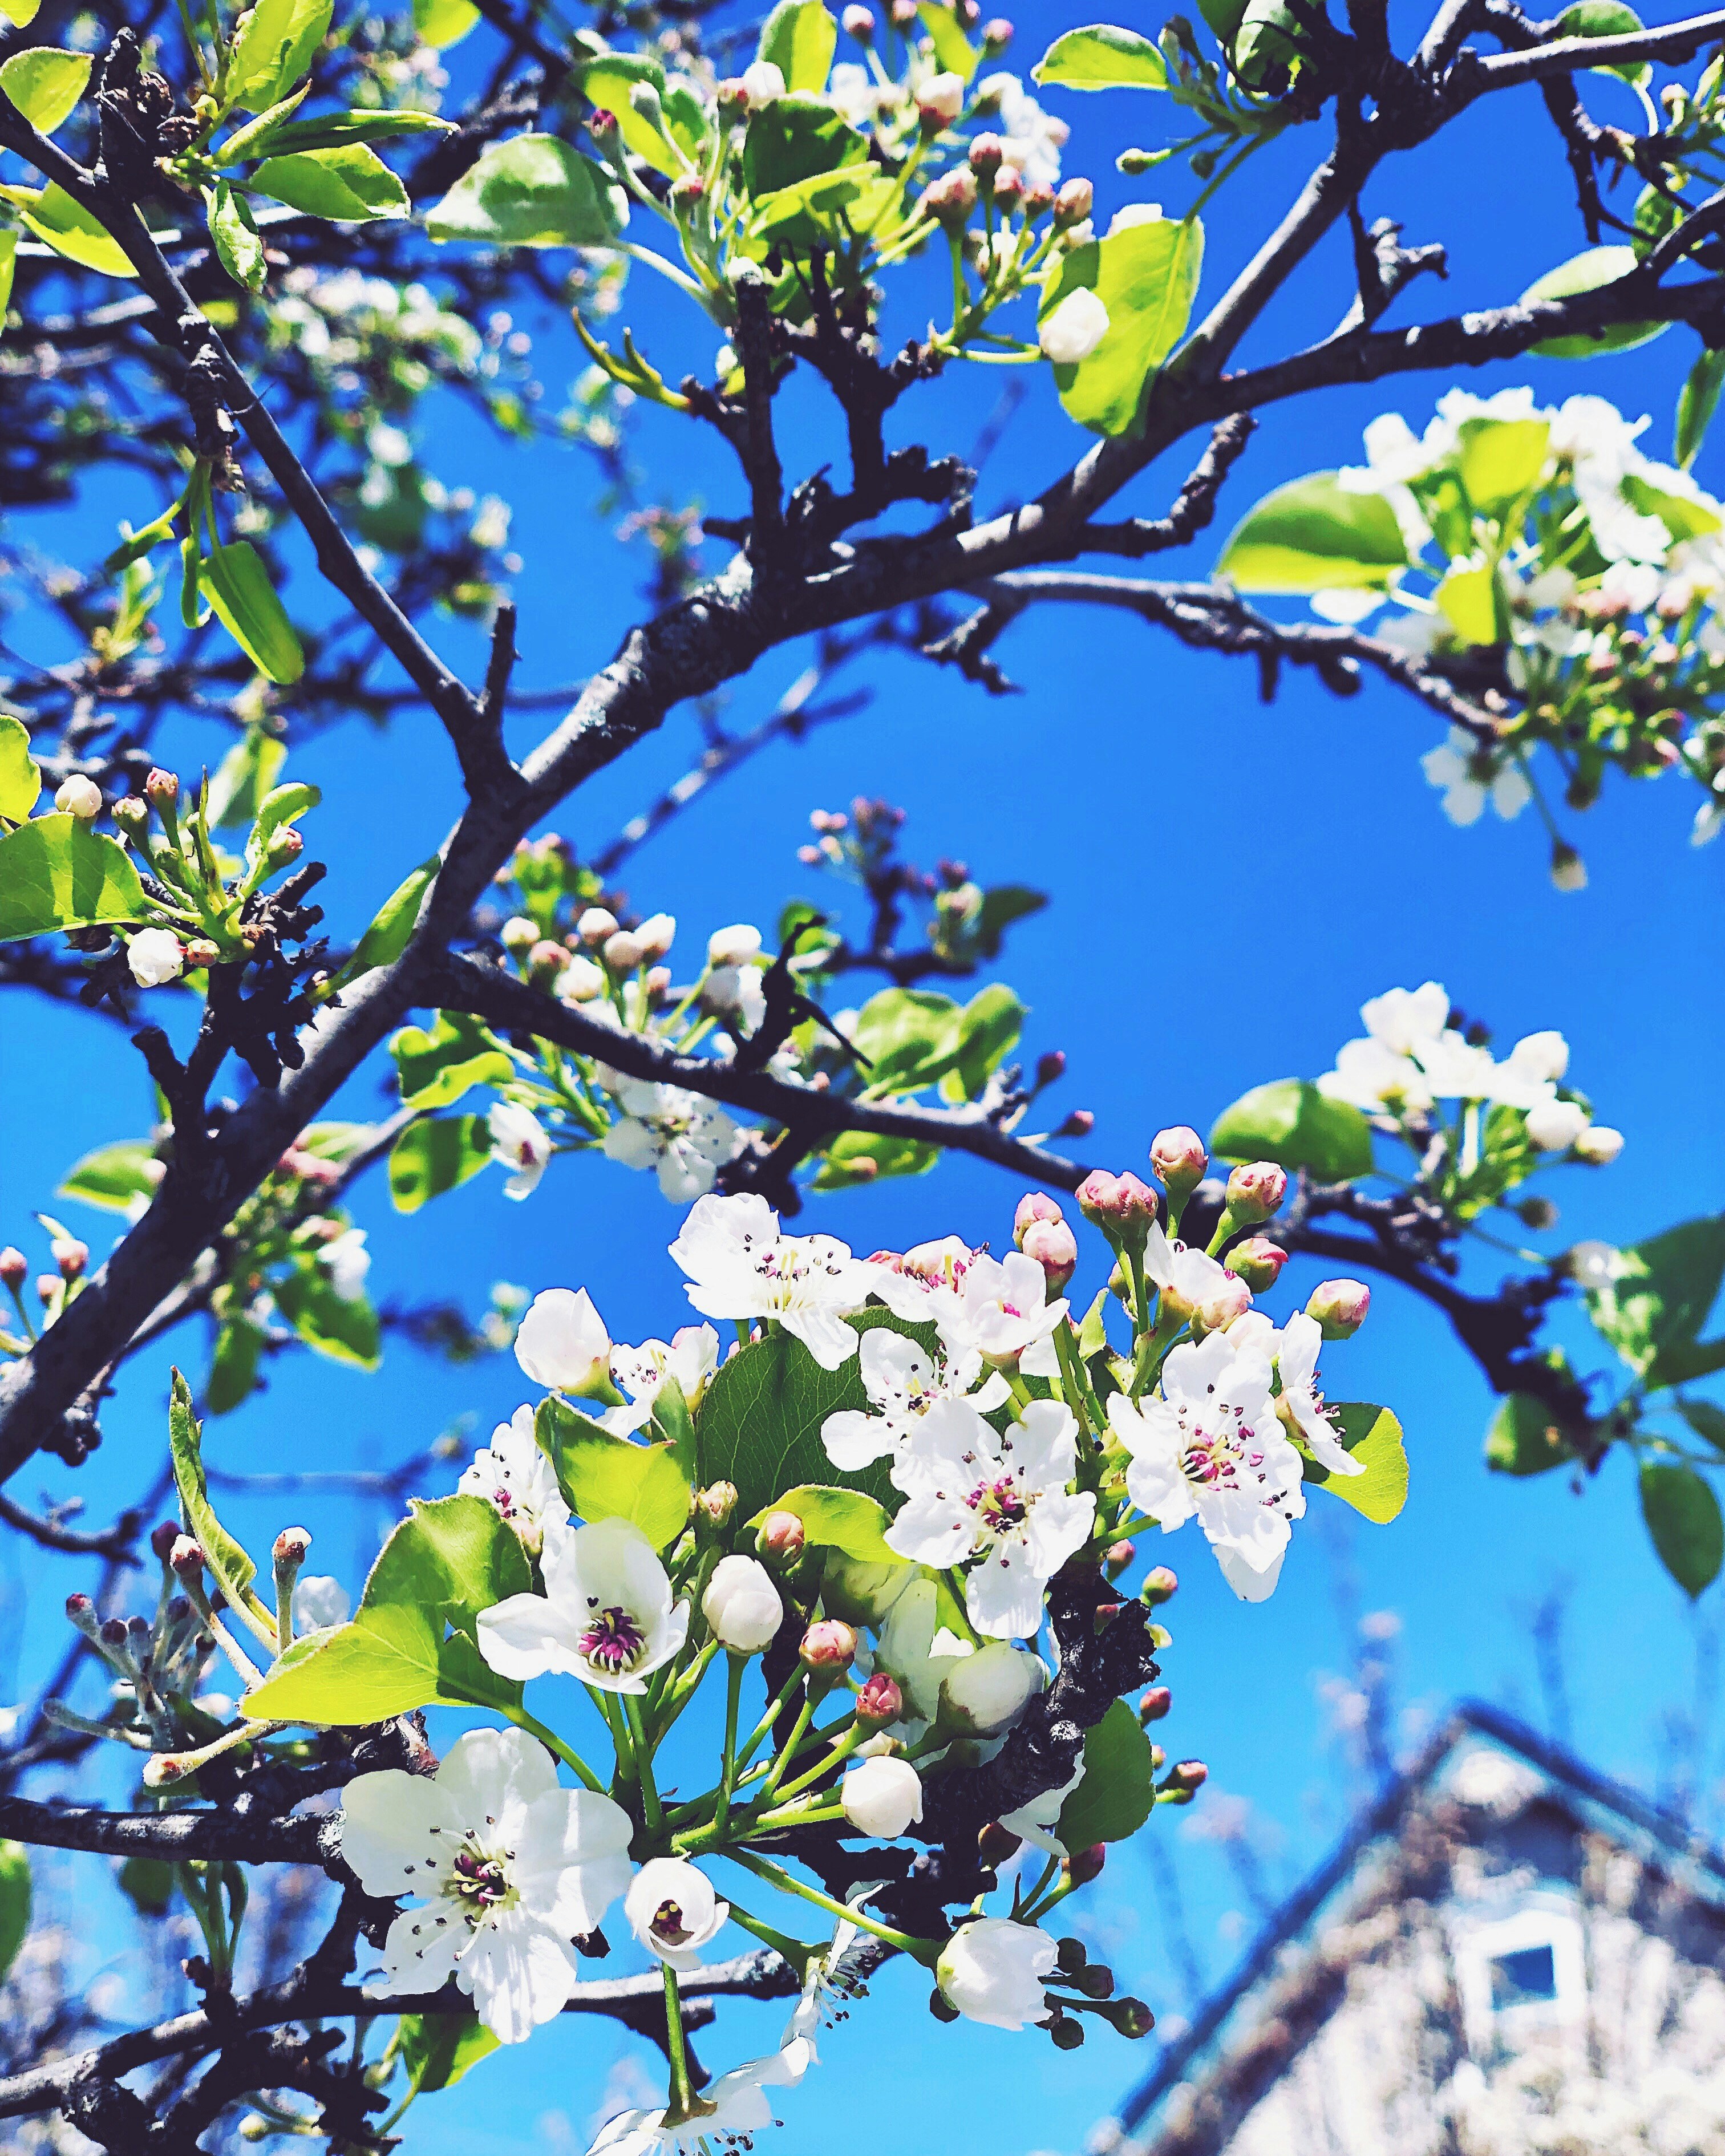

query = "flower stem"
[736,1664,807,1772]
[661,1963,697,2118]
[715,1653,745,1838]
[726,1847,941,1962]
[625,1695,662,1833]
[755,1691,816,1806]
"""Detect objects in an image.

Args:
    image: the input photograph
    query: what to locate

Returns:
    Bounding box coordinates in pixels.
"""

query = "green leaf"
[426,134,629,246]
[746,1485,902,1563]
[201,542,304,684]
[388,1114,492,1213]
[850,982,1024,1100]
[1485,1391,1577,1476]
[1639,1459,1723,1596]
[1,47,92,132]
[811,1129,938,1192]
[118,1855,176,1916]
[0,0,42,26]
[1678,1398,1725,1456]
[748,165,899,246]
[695,1312,932,1519]
[743,94,867,198]
[59,1138,159,1214]
[1585,1217,1725,1380]
[578,54,679,176]
[1032,23,1167,90]
[0,1843,29,1983]
[436,1628,524,1715]
[247,1602,443,1721]
[1219,473,1408,591]
[224,106,454,159]
[252,144,407,221]
[534,1398,691,1551]
[207,1316,265,1416]
[273,1263,381,1371]
[20,184,136,277]
[1056,1700,1155,1850]
[974,884,1046,958]
[1621,469,1724,543]
[413,0,480,46]
[1435,561,1504,646]
[206,729,286,829]
[211,83,311,163]
[1302,1405,1408,1522]
[170,1367,260,1610]
[1654,1336,1725,1387]
[0,228,16,319]
[208,179,265,290]
[760,0,838,91]
[1523,246,1666,359]
[0,813,149,943]
[1676,347,1725,470]
[244,781,319,882]
[651,1377,699,1484]
[392,1010,513,1110]
[398,2013,500,2096]
[1553,0,1650,84]
[341,853,439,982]
[917,1,979,79]
[1039,213,1203,437]
[950,981,1026,1097]
[1232,0,1305,82]
[0,715,38,824]
[228,0,333,111]
[1457,416,1551,516]
[1209,1078,1374,1181]
[370,1494,533,1627]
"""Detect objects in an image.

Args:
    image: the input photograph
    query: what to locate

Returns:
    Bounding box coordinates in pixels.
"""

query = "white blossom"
[919,68,966,121]
[1143,1222,1250,1331]
[938,1640,1043,1735]
[602,1080,739,1201]
[936,1917,1057,2030]
[515,1286,613,1395]
[127,929,185,987]
[459,1403,571,1555]
[321,1227,371,1303]
[340,1725,633,2043]
[841,1754,924,1837]
[702,1554,783,1654]
[478,1516,689,1693]
[886,1399,1095,1639]
[999,1758,1084,1856]
[1525,1097,1590,1151]
[1108,1332,1307,1602]
[1040,287,1109,364]
[489,1100,553,1200]
[625,1856,728,1971]
[979,71,1068,184]
[706,923,763,968]
[669,1192,872,1371]
[1420,730,1532,826]
[934,1249,1068,1379]
[605,1325,722,1433]
[1229,1311,1362,1477]
[820,1328,1005,1472]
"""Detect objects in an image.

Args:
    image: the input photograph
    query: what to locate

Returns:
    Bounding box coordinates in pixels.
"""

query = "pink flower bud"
[1224,1160,1287,1225]
[890,0,917,23]
[799,1619,857,1672]
[1063,1843,1106,1885]
[170,1535,204,1579]
[969,131,1006,173]
[983,15,1013,43]
[919,70,967,127]
[1138,1685,1171,1724]
[150,1521,181,1562]
[35,1276,58,1307]
[1306,1278,1370,1340]
[1139,1565,1177,1606]
[589,106,618,139]
[1021,1217,1078,1292]
[843,3,876,36]
[857,1672,903,1724]
[1076,1170,1157,1255]
[977,1819,1022,1865]
[576,906,618,945]
[1225,1235,1286,1291]
[1019,180,1054,221]
[1014,1192,1064,1247]
[1054,176,1093,225]
[529,939,568,975]
[1194,1272,1252,1335]
[918,167,978,225]
[0,1247,25,1288]
[1104,1539,1136,1578]
[757,1509,806,1565]
[144,767,180,806]
[1035,1049,1066,1087]
[698,1480,739,1526]
[1059,1108,1095,1137]
[990,163,1024,210]
[100,1616,129,1650]
[1172,1758,1207,1791]
[1149,1126,1206,1201]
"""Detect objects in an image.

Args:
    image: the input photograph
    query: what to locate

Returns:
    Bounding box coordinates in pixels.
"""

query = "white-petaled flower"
[936,1250,1069,1378]
[1420,729,1532,826]
[701,963,767,1037]
[605,1324,722,1433]
[998,1758,1084,1855]
[740,58,786,103]
[702,1554,783,1654]
[886,1400,1095,1639]
[555,954,608,1003]
[938,1640,1043,1736]
[820,1328,1006,1472]
[1503,1028,1569,1085]
[625,1857,728,1971]
[459,1403,571,1555]
[920,68,966,121]
[936,1917,1057,2031]
[602,1080,740,1202]
[292,1575,350,1633]
[1525,1097,1590,1151]
[1108,1332,1306,1602]
[827,58,884,127]
[873,1575,974,1725]
[127,928,185,987]
[707,922,763,968]
[478,1517,689,1694]
[669,1193,872,1372]
[985,71,1068,185]
[1229,1311,1362,1477]
[1039,287,1109,365]
[515,1286,613,1395]
[1359,981,1451,1055]
[489,1100,553,1200]
[1143,1221,1250,1332]
[865,1237,984,1332]
[339,1725,633,2044]
[321,1227,371,1303]
[841,1754,923,1838]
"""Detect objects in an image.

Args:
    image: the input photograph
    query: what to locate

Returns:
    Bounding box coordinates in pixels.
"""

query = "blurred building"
[1097,1703,1725,2156]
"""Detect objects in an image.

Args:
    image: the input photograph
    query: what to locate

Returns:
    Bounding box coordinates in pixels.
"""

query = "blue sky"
[4,1,1724,2148]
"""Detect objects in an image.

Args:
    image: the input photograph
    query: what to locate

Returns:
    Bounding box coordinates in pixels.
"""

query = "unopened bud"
[635,911,676,960]
[602,929,646,974]
[918,167,978,225]
[1139,1565,1177,1605]
[740,57,787,104]
[151,1521,181,1562]
[1058,1108,1095,1137]
[529,939,568,977]
[35,1276,58,1307]
[799,1619,857,1672]
[1063,1842,1106,1885]
[856,1672,903,1724]
[1076,1169,1157,1254]
[1035,1049,1066,1087]
[265,826,303,869]
[969,131,1006,175]
[588,106,618,140]
[100,1616,130,1650]
[1138,1684,1171,1724]
[890,0,917,22]
[842,3,876,36]
[142,1754,187,1787]
[627,79,665,128]
[273,1526,311,1570]
[501,915,538,952]
[52,1238,88,1280]
[919,69,966,125]
[1305,1278,1370,1340]
[576,906,618,945]
[1054,176,1093,226]
[698,1480,738,1526]
[1149,1126,1206,1202]
[1014,1192,1064,1247]
[714,79,747,117]
[990,163,1024,210]
[184,938,221,967]
[982,15,1013,45]
[756,1509,806,1566]
[1107,1996,1155,2038]
[1224,1160,1287,1225]
[1574,1124,1623,1165]
[170,1535,205,1579]
[977,1819,1022,1866]
[55,775,103,820]
[1104,1539,1135,1578]
[66,1591,95,1624]
[1020,1217,1078,1291]
[1225,1235,1286,1290]
[0,1247,26,1288]
[1550,839,1588,893]
[112,796,148,836]
[144,767,180,807]
[1051,2015,1085,2049]
[1171,1758,1207,1791]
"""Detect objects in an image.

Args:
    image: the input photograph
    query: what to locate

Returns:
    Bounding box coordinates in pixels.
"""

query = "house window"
[1489,1943,1558,2009]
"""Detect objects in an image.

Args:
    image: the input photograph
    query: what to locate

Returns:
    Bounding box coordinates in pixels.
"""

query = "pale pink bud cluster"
[1076,1169,1157,1254]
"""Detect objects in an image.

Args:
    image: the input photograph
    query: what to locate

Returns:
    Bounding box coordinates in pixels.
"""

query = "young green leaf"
[811,1129,938,1192]
[391,1010,515,1109]
[207,179,266,291]
[1038,213,1204,437]
[1209,1079,1374,1181]
[1032,24,1168,91]
[917,1,979,78]
[58,1137,160,1214]
[0,713,41,822]
[225,106,453,160]
[273,1263,382,1371]
[759,0,839,92]
[388,1115,493,1213]
[1056,1700,1155,1849]
[746,1485,904,1564]
[0,1843,29,1985]
[1434,561,1503,646]
[1585,1215,1725,1381]
[228,0,334,113]
[1553,0,1650,84]
[398,2013,500,2096]
[1218,473,1408,591]
[0,47,93,133]
[169,1367,262,1611]
[1302,1405,1408,1522]
[0,813,150,943]
[1522,246,1666,358]
[207,1315,265,1415]
[1456,416,1551,516]
[1678,1398,1725,1456]
[19,184,136,277]
[211,83,311,164]
[244,779,319,874]
[742,95,868,198]
[413,0,481,47]
[339,853,440,983]
[535,1397,692,1550]
[252,144,408,221]
[426,134,629,246]
[206,729,287,829]
[1484,1391,1577,1476]
[0,228,17,318]
[201,542,305,684]
[1676,347,1725,471]
[1639,1459,1724,1597]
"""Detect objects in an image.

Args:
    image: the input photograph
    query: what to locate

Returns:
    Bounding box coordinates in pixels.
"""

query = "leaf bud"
[1103,1538,1135,1578]
[1076,1169,1157,1255]
[843,2,876,35]
[52,1238,88,1280]
[0,1248,24,1288]
[144,768,180,807]
[1223,1160,1287,1225]
[1225,1235,1286,1290]
[1138,1684,1172,1724]
[1020,1217,1078,1292]
[756,1508,806,1566]
[576,906,618,945]
[856,1671,903,1724]
[1149,1125,1206,1201]
[697,1480,738,1526]
[1054,176,1093,226]
[1305,1278,1370,1340]
[799,1618,857,1673]
[1139,1564,1177,1604]
[55,775,103,820]
[1062,1842,1106,1885]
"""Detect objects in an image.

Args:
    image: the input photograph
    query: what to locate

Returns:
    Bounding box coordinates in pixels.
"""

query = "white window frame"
[1450,1897,1586,2057]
